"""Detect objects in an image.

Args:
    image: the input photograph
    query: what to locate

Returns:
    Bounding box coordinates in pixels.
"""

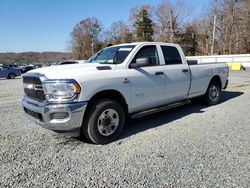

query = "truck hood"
[27,63,115,79]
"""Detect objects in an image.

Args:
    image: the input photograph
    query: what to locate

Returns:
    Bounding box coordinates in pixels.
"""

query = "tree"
[190,16,213,55]
[197,0,250,55]
[107,21,127,44]
[155,0,191,43]
[122,28,134,43]
[103,21,133,46]
[70,17,102,59]
[213,0,238,54]
[130,5,154,42]
[180,25,198,56]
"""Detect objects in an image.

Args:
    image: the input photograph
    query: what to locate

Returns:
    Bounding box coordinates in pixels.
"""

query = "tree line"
[0,52,72,65]
[70,0,250,59]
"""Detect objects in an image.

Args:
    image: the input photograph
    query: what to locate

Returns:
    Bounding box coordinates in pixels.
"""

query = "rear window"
[161,46,182,65]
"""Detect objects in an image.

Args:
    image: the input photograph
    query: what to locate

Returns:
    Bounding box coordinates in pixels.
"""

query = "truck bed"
[188,62,228,98]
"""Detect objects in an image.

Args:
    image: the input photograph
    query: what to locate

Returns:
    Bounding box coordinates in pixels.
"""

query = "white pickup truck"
[22,42,229,144]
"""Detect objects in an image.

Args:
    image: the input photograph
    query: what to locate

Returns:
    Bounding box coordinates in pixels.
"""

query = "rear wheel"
[81,99,125,144]
[7,73,16,79]
[204,81,221,105]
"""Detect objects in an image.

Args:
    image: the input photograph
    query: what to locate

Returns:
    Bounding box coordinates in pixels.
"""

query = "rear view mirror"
[130,57,151,68]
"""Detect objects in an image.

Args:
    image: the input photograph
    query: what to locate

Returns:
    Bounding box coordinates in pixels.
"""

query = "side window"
[0,67,7,70]
[161,46,182,65]
[132,45,159,66]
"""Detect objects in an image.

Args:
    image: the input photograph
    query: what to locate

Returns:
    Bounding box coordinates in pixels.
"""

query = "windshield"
[85,45,135,64]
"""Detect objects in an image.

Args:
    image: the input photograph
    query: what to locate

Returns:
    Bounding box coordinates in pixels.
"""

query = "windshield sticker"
[119,48,132,52]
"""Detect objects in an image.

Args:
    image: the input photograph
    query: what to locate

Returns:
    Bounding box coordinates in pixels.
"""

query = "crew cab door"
[160,45,191,103]
[127,45,167,112]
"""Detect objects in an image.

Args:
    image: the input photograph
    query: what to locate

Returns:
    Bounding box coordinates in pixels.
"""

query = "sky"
[0,0,208,52]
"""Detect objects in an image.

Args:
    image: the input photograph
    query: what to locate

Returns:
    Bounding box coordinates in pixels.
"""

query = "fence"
[186,54,250,67]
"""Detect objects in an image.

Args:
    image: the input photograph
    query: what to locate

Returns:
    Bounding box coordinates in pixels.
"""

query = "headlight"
[43,80,81,100]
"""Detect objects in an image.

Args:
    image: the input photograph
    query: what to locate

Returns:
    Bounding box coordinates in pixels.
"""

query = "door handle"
[155,71,164,75]
[182,69,189,73]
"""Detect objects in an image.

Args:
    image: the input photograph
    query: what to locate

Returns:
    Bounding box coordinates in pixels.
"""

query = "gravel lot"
[1,71,250,187]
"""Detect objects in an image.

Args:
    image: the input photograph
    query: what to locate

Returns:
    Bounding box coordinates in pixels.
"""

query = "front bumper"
[22,97,87,137]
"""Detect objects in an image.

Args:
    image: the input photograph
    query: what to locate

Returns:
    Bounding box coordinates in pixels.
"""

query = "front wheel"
[7,73,16,79]
[204,81,221,106]
[81,100,125,144]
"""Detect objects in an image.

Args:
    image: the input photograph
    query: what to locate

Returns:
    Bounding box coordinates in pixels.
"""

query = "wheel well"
[210,75,222,89]
[85,90,128,116]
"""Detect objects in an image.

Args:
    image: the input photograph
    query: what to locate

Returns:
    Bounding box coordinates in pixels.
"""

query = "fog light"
[50,112,69,120]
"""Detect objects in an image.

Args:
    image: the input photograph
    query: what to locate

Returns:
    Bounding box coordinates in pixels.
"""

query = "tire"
[7,73,16,79]
[81,99,125,144]
[204,80,221,106]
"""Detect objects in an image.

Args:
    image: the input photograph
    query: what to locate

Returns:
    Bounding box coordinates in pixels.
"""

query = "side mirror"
[130,57,151,68]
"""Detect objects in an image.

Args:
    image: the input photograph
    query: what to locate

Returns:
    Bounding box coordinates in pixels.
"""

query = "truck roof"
[111,42,180,48]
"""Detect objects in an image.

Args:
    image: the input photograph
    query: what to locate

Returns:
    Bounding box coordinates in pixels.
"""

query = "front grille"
[24,88,46,100]
[24,107,44,122]
[23,76,46,101]
[23,76,42,85]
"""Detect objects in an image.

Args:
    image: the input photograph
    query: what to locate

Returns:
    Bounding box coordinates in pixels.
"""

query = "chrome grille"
[23,76,42,85]
[23,76,46,101]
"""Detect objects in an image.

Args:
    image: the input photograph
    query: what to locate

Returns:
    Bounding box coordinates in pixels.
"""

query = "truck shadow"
[120,90,243,140]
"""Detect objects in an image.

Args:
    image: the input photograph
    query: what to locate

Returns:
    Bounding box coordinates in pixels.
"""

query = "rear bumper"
[22,97,87,137]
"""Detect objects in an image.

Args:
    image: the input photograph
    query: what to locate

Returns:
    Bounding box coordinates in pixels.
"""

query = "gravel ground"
[1,71,250,187]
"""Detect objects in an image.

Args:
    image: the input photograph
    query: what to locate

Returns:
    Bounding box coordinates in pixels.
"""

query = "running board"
[131,100,191,119]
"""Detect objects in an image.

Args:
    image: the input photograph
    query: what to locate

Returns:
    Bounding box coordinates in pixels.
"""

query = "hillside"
[0,52,73,65]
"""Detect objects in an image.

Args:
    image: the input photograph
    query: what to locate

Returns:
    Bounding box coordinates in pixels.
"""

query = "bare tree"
[191,16,213,55]
[70,17,102,59]
[206,0,250,54]
[107,21,128,44]
[155,0,191,42]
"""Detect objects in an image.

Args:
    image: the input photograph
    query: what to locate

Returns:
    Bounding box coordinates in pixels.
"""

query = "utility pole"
[211,15,216,55]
